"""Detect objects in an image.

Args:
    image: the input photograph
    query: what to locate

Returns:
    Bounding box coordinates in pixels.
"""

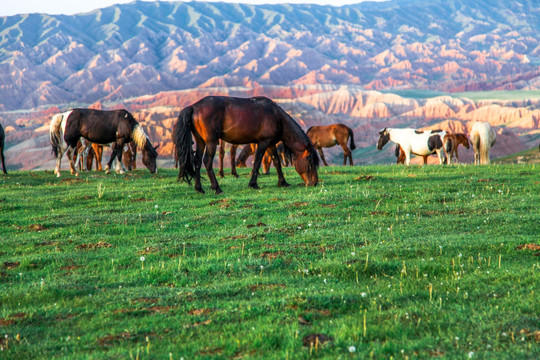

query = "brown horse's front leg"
[269,145,289,187]
[249,142,270,189]
[203,141,222,194]
[339,142,353,166]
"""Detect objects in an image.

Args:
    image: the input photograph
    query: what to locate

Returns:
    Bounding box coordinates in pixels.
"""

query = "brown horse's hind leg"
[339,141,353,166]
[203,141,222,194]
[269,145,289,187]
[317,147,328,166]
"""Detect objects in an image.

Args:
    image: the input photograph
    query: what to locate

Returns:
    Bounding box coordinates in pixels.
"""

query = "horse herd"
[0,95,497,194]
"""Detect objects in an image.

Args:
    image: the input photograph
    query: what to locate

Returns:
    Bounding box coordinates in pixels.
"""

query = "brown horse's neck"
[278,110,310,155]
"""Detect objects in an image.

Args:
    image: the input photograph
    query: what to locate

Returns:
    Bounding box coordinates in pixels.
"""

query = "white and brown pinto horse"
[50,109,158,177]
[470,121,496,165]
[378,128,447,165]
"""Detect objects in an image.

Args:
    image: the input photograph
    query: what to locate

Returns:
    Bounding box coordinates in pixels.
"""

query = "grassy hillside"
[0,165,539,359]
[494,147,540,164]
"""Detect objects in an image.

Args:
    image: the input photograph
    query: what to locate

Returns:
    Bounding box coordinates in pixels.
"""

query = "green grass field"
[1,165,539,359]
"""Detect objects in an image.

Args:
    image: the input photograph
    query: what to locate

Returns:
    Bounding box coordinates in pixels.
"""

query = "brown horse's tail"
[173,106,195,183]
[348,128,356,150]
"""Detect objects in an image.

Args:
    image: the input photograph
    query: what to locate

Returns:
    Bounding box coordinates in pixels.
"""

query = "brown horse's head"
[142,142,159,174]
[294,144,319,186]
[458,134,470,149]
[377,128,390,150]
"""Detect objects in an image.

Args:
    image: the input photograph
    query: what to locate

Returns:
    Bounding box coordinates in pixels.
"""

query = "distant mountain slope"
[0,0,539,110]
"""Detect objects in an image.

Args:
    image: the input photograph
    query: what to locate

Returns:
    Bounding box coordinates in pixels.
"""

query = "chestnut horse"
[443,133,470,164]
[470,122,496,165]
[307,124,356,166]
[174,96,319,194]
[0,123,7,174]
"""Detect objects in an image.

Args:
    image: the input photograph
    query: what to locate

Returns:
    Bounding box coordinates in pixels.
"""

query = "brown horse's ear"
[154,143,161,150]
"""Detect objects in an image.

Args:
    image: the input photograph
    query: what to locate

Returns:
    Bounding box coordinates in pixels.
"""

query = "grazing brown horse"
[0,123,7,174]
[443,133,470,164]
[307,124,356,166]
[174,96,319,194]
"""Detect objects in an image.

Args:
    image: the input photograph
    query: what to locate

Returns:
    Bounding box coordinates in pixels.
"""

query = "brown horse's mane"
[273,103,319,169]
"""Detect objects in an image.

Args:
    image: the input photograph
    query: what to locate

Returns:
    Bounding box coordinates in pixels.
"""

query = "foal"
[443,133,470,164]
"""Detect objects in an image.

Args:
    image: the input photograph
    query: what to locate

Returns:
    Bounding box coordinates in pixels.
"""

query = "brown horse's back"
[192,96,282,145]
[307,124,354,147]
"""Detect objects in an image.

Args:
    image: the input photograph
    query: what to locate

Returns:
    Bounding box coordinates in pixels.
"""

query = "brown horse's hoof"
[214,188,223,195]
[249,183,260,190]
[278,181,290,187]
[232,173,239,178]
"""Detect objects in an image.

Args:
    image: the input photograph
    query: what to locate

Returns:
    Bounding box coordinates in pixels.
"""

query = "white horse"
[49,111,126,177]
[377,128,447,165]
[470,121,496,165]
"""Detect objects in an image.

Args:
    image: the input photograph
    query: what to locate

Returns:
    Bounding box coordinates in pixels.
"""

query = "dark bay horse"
[173,96,319,194]
[307,124,356,166]
[443,133,470,164]
[50,109,158,176]
[0,123,7,174]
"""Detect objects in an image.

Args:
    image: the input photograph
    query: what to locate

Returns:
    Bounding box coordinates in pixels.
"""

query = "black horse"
[0,123,7,174]
[51,109,158,176]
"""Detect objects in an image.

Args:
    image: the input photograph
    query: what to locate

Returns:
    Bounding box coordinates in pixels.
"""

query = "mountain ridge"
[1,0,539,110]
